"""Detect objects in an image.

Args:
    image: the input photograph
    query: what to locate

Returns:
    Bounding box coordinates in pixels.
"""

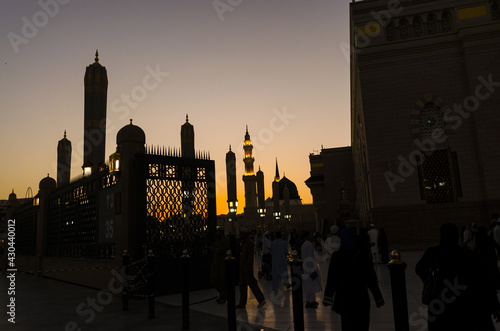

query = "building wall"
[306,147,358,234]
[350,0,500,246]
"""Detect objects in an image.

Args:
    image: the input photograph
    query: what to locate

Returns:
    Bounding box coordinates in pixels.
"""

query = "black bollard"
[288,251,304,331]
[225,250,237,331]
[147,250,155,319]
[122,250,129,311]
[387,250,409,331]
[181,250,190,330]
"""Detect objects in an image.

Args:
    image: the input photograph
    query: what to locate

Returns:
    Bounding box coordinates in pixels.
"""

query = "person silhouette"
[322,227,384,330]
[416,222,500,331]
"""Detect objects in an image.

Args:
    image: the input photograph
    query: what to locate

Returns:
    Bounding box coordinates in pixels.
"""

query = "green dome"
[278,176,300,200]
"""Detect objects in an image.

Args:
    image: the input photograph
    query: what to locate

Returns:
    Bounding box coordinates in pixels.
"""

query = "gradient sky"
[0,0,352,215]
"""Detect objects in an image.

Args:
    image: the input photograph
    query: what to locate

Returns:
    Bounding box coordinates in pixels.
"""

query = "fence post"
[122,250,129,311]
[181,249,190,330]
[225,250,237,331]
[387,250,409,331]
[147,249,155,319]
[288,250,304,331]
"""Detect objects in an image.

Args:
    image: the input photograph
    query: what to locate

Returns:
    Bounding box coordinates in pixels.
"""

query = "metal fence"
[46,171,117,259]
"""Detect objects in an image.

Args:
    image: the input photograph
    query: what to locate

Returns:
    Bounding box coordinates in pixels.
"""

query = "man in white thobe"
[270,232,290,291]
[301,232,322,308]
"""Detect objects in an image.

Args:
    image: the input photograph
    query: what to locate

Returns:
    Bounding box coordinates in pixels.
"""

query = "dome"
[117,119,145,145]
[39,175,56,190]
[278,176,300,200]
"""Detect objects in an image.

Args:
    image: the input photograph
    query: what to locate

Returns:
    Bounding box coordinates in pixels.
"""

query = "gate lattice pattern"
[139,153,215,260]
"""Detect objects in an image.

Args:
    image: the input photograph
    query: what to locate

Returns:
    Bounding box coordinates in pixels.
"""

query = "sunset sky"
[0,0,352,215]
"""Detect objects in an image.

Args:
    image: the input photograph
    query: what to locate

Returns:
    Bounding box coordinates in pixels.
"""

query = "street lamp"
[82,161,93,177]
[109,147,121,174]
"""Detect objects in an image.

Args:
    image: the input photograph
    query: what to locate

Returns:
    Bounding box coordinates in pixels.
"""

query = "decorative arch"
[493,3,500,20]
[413,16,424,38]
[410,94,451,138]
[399,18,410,39]
[441,11,452,33]
[427,13,438,35]
[385,21,395,41]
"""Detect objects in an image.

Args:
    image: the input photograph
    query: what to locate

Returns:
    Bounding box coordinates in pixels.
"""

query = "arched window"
[441,11,452,33]
[413,16,424,38]
[493,3,500,20]
[419,102,445,138]
[399,18,410,39]
[420,149,455,203]
[427,14,438,35]
[386,21,395,41]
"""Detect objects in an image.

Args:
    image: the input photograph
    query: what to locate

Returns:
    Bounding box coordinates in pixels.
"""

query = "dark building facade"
[349,0,500,248]
[83,50,108,174]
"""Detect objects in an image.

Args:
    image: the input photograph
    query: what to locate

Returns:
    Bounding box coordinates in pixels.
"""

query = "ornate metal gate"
[136,150,216,294]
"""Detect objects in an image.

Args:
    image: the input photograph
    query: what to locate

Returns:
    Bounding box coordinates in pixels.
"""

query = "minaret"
[226,145,238,214]
[256,166,265,210]
[283,184,291,220]
[83,50,108,173]
[242,126,258,219]
[273,158,281,221]
[181,114,195,158]
[57,131,72,187]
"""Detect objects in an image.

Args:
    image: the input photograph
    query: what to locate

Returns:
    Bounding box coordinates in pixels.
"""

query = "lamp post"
[82,161,93,177]
[109,147,121,175]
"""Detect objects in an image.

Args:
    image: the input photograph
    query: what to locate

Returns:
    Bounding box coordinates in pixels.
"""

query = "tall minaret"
[226,145,238,214]
[243,126,257,218]
[57,131,72,187]
[273,158,281,220]
[181,114,195,158]
[83,50,108,173]
[256,166,265,210]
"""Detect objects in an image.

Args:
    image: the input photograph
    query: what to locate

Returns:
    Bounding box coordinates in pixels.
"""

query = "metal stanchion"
[225,250,237,331]
[147,249,155,319]
[288,250,304,331]
[122,250,129,311]
[387,250,409,331]
[181,249,190,330]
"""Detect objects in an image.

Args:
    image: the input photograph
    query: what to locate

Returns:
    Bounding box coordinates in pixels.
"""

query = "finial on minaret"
[64,130,66,138]
[229,145,232,151]
[95,49,99,62]
[186,114,189,122]
[130,119,133,125]
[275,158,280,182]
[246,125,248,134]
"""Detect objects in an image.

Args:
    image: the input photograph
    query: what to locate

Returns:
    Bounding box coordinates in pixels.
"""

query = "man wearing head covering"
[236,228,266,309]
[262,231,272,255]
[324,225,341,259]
[301,232,323,308]
[270,232,290,292]
[322,227,384,330]
[209,226,230,303]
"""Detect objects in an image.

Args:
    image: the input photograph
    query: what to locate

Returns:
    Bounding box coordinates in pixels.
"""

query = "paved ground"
[2,251,500,330]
